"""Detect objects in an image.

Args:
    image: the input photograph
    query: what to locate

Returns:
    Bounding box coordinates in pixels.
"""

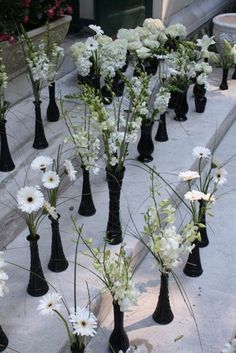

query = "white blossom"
[17,186,45,214]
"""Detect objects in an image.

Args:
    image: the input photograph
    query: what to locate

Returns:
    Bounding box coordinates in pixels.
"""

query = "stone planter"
[213,13,236,55]
[0,16,71,80]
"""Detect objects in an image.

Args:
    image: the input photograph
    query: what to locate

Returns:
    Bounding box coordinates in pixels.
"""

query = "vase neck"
[112,301,124,330]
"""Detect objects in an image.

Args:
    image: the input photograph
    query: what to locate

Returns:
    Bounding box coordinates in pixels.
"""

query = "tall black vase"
[48,214,69,272]
[232,64,236,79]
[152,272,174,325]
[198,200,209,248]
[174,88,189,121]
[47,82,60,122]
[112,72,125,97]
[0,326,8,352]
[0,119,15,172]
[183,241,203,277]
[70,342,85,353]
[32,101,48,149]
[137,121,154,162]
[78,166,96,217]
[106,167,125,245]
[27,234,49,296]
[219,68,229,90]
[155,113,168,142]
[109,302,129,353]
[193,84,207,113]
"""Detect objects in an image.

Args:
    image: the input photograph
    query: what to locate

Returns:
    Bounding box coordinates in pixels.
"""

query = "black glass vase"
[32,101,48,149]
[109,302,129,353]
[193,84,207,113]
[78,166,96,217]
[197,200,209,248]
[48,214,69,272]
[219,68,229,90]
[47,82,60,122]
[27,234,49,296]
[112,72,125,97]
[106,167,125,245]
[152,272,174,325]
[168,91,176,110]
[137,121,154,162]
[0,119,15,172]
[174,88,189,121]
[232,64,236,79]
[155,113,168,142]
[183,241,203,277]
[0,326,8,352]
[70,342,85,353]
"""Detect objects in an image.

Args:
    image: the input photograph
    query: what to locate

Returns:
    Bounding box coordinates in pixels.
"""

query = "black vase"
[143,57,159,75]
[112,72,125,97]
[109,302,129,353]
[32,101,48,149]
[89,74,100,91]
[137,121,154,162]
[203,58,208,63]
[0,119,15,172]
[183,241,203,277]
[0,326,8,352]
[70,342,85,353]
[152,272,174,325]
[101,83,113,105]
[27,234,49,296]
[168,91,176,109]
[48,214,69,272]
[232,64,236,79]
[78,166,96,217]
[155,113,168,142]
[219,68,229,90]
[197,200,209,248]
[193,84,207,113]
[174,88,189,121]
[47,82,60,122]
[106,167,125,245]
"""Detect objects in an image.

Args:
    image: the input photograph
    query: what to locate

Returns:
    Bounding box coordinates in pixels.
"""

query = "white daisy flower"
[221,338,236,353]
[42,171,60,189]
[31,156,53,172]
[85,37,98,51]
[69,306,97,337]
[44,201,57,220]
[37,292,62,316]
[214,168,227,185]
[64,160,77,181]
[17,186,45,214]
[178,170,200,181]
[184,190,205,201]
[193,146,211,159]
[88,24,104,36]
[201,193,216,203]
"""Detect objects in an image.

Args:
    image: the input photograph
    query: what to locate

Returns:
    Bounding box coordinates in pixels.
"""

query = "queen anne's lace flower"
[17,186,45,214]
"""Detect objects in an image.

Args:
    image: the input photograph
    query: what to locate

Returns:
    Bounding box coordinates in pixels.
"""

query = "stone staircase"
[1,61,236,353]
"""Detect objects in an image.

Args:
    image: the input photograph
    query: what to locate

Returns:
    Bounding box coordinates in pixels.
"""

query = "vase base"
[0,161,15,172]
[219,84,228,90]
[174,116,187,122]
[137,155,153,163]
[47,116,60,122]
[197,239,209,248]
[155,135,168,142]
[183,265,203,277]
[48,259,69,272]
[106,231,123,245]
[33,141,49,150]
[78,206,96,217]
[152,311,174,325]
[27,283,49,297]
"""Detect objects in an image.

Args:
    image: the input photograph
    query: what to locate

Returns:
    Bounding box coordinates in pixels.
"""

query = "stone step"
[1,66,236,353]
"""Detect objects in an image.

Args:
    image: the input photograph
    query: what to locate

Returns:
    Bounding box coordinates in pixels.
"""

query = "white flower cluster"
[70,41,92,77]
[196,35,215,59]
[47,43,64,83]
[93,248,139,312]
[143,200,197,272]
[100,39,127,79]
[0,252,9,297]
[154,87,171,114]
[27,50,50,82]
[194,62,212,87]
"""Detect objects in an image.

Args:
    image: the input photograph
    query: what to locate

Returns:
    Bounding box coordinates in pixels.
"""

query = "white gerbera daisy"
[69,306,97,337]
[222,338,236,353]
[31,156,53,172]
[85,37,98,51]
[201,193,216,203]
[192,146,211,159]
[184,190,205,201]
[88,24,104,36]
[37,292,62,316]
[64,160,77,181]
[214,168,227,185]
[44,201,57,220]
[42,171,60,189]
[17,186,45,214]
[179,170,200,181]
